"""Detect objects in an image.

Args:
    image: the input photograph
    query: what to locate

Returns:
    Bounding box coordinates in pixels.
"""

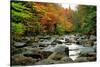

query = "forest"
[11,1,96,66]
[11,1,96,38]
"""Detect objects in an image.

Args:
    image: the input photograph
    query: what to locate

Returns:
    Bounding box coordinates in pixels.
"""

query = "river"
[42,43,95,61]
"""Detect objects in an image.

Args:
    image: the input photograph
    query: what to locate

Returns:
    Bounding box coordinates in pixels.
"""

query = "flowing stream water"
[67,44,95,60]
[42,43,95,61]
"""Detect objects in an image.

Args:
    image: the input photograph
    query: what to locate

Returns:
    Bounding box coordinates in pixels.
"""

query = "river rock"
[61,57,73,63]
[39,51,53,59]
[81,40,94,47]
[93,45,96,52]
[14,42,26,48]
[11,55,36,65]
[23,47,41,51]
[35,59,65,65]
[81,35,87,39]
[93,42,97,45]
[87,57,96,61]
[47,52,66,61]
[22,48,43,60]
[42,44,69,54]
[53,44,68,53]
[90,35,96,41]
[31,43,40,48]
[21,37,31,42]
[74,57,89,62]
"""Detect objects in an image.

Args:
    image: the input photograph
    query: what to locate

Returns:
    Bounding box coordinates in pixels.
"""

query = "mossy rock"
[61,57,73,63]
[47,52,65,61]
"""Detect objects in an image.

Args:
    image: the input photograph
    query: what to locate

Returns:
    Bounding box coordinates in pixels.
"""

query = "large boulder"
[23,50,52,61]
[75,52,96,62]
[22,48,43,60]
[39,51,53,59]
[11,55,36,65]
[74,57,89,62]
[53,44,68,53]
[47,52,66,61]
[42,44,69,55]
[61,57,73,63]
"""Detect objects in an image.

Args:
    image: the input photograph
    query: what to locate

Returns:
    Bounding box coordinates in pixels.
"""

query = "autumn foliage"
[11,1,96,36]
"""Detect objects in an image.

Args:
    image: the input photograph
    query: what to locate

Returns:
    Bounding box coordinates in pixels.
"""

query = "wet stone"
[14,42,26,48]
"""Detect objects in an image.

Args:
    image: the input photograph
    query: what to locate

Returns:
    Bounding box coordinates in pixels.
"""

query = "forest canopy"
[11,1,96,37]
